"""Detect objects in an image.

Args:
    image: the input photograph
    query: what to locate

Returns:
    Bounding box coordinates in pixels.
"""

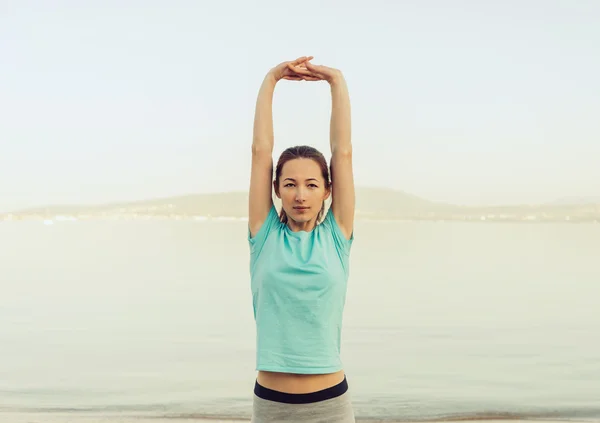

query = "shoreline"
[0,419,591,423]
[1,216,599,224]
[0,412,595,423]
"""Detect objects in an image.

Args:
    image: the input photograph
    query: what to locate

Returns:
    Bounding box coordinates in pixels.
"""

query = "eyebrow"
[283,178,319,182]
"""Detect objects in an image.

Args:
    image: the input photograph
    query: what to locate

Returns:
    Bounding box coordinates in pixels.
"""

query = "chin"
[287,208,315,222]
[289,214,309,222]
[294,216,313,223]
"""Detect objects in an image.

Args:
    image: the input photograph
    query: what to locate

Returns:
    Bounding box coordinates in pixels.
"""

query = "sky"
[1,0,599,212]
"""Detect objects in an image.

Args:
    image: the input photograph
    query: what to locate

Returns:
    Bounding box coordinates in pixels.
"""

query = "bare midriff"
[256,369,345,394]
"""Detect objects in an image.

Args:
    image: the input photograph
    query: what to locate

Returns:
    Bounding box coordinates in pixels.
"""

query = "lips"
[293,207,309,210]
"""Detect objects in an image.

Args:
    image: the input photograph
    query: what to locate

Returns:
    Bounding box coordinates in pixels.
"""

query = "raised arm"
[287,60,355,240]
[327,72,354,240]
[249,57,313,238]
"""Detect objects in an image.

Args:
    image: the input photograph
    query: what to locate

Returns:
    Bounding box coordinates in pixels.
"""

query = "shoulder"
[248,204,281,255]
[320,208,354,256]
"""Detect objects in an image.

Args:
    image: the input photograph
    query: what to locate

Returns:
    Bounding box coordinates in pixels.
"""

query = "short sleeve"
[248,204,279,257]
[322,208,354,257]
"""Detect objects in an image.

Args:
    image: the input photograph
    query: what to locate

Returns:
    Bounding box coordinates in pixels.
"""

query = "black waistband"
[254,375,348,404]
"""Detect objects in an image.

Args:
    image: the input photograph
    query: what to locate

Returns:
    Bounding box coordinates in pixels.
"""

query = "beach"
[0,413,593,423]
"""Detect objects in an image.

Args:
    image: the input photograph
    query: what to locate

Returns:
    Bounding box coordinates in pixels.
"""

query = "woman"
[248,55,355,422]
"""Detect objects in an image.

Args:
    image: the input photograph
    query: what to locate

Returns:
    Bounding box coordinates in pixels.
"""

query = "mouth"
[293,207,310,211]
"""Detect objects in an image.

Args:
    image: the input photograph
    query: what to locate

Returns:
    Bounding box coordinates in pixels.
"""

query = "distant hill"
[4,187,599,221]
[353,187,456,217]
[6,187,453,219]
[548,196,600,206]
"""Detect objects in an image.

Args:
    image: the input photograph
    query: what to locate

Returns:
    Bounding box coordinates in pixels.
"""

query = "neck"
[286,217,318,233]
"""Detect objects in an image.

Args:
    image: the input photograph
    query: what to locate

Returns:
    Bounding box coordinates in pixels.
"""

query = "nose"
[295,187,306,202]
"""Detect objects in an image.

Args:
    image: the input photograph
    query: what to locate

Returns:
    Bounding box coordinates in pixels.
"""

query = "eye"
[309,184,318,188]
[284,183,295,187]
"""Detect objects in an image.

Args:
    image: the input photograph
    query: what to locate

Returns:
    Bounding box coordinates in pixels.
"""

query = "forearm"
[252,73,277,155]
[329,75,352,155]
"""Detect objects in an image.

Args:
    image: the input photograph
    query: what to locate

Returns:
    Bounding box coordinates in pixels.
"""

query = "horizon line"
[2,186,599,215]
[0,186,419,214]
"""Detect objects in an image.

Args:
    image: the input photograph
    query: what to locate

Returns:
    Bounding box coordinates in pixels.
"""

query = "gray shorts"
[251,376,355,423]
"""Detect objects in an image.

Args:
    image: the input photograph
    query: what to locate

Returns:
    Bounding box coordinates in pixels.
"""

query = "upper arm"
[249,148,274,238]
[330,149,355,240]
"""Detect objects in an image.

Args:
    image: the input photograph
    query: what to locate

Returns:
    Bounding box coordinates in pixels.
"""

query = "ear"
[273,180,281,198]
[323,186,331,201]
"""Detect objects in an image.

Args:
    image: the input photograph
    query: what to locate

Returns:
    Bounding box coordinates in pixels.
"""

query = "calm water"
[1,219,599,422]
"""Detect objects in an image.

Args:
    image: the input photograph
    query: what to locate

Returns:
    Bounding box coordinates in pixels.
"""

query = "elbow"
[252,143,273,158]
[333,146,352,158]
[252,143,270,155]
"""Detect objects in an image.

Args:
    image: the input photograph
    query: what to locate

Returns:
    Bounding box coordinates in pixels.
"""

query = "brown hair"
[274,145,331,225]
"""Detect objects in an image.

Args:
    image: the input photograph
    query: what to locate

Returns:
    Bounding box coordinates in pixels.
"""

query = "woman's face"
[276,158,330,227]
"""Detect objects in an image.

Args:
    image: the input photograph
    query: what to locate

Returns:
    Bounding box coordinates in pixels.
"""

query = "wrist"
[328,71,345,86]
[265,70,279,85]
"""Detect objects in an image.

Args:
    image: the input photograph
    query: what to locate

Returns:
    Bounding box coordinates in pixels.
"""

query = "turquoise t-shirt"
[248,204,354,374]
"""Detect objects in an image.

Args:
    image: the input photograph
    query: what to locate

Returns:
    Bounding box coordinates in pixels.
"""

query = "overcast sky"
[1,0,599,212]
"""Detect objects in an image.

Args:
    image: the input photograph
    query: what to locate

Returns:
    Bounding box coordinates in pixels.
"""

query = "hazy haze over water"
[1,220,599,420]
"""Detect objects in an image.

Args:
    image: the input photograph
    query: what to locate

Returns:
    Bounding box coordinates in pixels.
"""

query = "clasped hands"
[270,56,343,84]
